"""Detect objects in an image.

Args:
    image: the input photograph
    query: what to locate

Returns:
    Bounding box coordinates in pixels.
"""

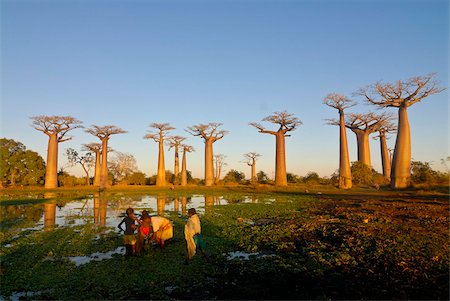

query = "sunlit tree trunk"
[380,133,391,181]
[275,133,287,186]
[205,140,214,186]
[391,106,411,189]
[156,133,166,187]
[174,145,179,184]
[100,138,109,189]
[45,133,58,188]
[354,130,371,167]
[339,111,352,189]
[251,161,256,183]
[181,149,187,186]
[94,151,101,186]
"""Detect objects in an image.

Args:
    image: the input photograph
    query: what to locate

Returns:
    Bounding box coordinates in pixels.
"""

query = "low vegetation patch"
[1,191,448,300]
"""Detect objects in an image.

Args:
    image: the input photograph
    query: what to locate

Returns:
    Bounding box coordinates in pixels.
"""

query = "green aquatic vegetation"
[1,192,448,300]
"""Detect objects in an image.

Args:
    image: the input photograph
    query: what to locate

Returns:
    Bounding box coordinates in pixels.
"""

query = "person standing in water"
[184,208,210,262]
[118,207,138,256]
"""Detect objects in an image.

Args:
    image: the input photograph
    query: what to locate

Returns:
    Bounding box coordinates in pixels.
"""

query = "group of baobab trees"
[324,73,444,189]
[31,73,443,190]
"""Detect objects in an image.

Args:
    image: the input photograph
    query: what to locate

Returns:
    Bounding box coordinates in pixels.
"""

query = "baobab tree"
[180,144,194,186]
[356,73,445,189]
[86,125,127,189]
[330,112,392,168]
[323,93,355,189]
[250,111,301,186]
[65,148,94,185]
[214,154,227,183]
[83,143,103,186]
[186,123,228,186]
[31,115,83,188]
[373,118,397,181]
[243,152,261,183]
[167,136,186,185]
[144,123,175,187]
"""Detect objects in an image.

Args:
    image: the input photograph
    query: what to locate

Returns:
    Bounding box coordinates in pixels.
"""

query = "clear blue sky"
[1,0,448,179]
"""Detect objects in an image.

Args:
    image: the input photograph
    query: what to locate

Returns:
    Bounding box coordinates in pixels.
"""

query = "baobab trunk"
[156,134,166,186]
[44,134,59,188]
[339,111,352,189]
[275,133,287,186]
[251,162,256,183]
[100,138,110,189]
[174,145,179,184]
[380,134,391,181]
[355,131,371,167]
[181,150,187,186]
[391,106,411,189]
[204,140,214,186]
[94,151,101,186]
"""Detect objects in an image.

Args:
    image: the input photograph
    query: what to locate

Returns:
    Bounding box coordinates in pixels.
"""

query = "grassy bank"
[1,191,448,300]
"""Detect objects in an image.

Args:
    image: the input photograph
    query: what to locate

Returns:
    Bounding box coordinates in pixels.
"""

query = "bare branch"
[30,115,83,140]
[323,93,356,111]
[85,125,127,140]
[251,111,301,136]
[186,123,228,142]
[144,122,174,142]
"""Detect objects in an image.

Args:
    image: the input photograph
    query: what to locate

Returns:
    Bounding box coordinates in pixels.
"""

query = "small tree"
[65,148,94,185]
[144,123,175,187]
[214,154,227,183]
[108,152,138,182]
[250,111,301,186]
[243,152,261,183]
[31,115,83,188]
[223,169,245,184]
[257,170,269,184]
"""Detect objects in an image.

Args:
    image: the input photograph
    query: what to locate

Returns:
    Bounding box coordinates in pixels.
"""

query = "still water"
[1,193,270,233]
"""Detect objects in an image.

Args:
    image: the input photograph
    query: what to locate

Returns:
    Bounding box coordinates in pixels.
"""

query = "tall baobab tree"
[250,111,301,186]
[243,152,261,183]
[214,154,227,183]
[373,118,397,181]
[323,93,355,189]
[186,123,228,186]
[180,144,194,186]
[83,143,103,186]
[144,123,175,187]
[167,136,186,185]
[86,125,127,189]
[357,73,445,189]
[31,115,83,188]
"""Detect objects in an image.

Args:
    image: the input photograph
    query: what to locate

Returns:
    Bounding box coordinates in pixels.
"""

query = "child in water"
[136,210,152,255]
[118,207,138,256]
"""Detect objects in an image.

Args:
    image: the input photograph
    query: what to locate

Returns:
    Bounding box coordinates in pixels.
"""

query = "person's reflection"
[157,195,166,215]
[44,203,56,231]
[173,197,179,213]
[181,196,188,216]
[204,195,214,215]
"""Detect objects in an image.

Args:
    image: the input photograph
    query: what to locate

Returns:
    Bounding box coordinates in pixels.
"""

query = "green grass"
[0,189,449,300]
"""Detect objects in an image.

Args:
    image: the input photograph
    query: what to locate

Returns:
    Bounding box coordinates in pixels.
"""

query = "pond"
[0,193,274,234]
